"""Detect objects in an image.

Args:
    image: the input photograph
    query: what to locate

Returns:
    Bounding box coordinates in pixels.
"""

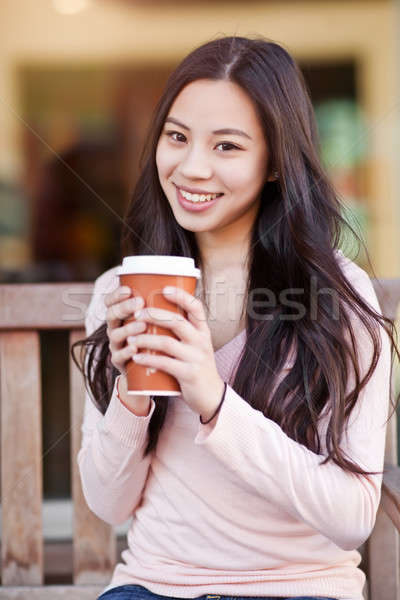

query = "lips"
[174,183,223,196]
[175,185,221,212]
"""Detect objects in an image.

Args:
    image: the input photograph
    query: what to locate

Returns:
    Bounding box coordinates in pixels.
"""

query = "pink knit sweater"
[78,249,391,600]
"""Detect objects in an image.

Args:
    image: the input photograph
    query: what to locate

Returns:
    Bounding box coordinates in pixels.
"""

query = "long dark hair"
[72,35,399,475]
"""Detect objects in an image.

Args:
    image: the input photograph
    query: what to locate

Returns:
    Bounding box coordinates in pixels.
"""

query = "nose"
[176,144,213,180]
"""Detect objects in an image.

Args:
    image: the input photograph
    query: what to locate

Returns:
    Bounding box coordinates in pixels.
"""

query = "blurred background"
[1,0,400,585]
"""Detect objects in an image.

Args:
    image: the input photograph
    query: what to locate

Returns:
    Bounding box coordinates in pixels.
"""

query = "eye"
[164,130,241,152]
[215,142,241,152]
[165,130,186,143]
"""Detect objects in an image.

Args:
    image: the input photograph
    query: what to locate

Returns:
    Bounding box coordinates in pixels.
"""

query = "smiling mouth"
[174,184,224,203]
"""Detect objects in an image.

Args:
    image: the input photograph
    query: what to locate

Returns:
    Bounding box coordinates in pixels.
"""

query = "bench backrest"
[0,283,110,598]
[0,278,399,599]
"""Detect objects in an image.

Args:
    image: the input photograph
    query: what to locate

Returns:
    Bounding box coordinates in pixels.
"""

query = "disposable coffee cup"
[116,256,201,395]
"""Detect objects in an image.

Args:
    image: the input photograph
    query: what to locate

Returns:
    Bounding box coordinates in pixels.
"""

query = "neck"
[200,240,249,276]
[195,203,258,277]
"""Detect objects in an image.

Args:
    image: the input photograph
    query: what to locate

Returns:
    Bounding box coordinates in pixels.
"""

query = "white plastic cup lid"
[116,255,201,279]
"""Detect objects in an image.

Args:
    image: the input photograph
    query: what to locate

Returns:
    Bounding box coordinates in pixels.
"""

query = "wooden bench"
[0,279,399,599]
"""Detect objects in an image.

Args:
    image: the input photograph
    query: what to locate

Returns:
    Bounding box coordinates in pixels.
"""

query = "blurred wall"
[0,0,399,275]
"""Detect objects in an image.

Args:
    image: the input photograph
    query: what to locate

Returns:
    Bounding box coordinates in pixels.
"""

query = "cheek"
[223,164,263,194]
[220,153,267,193]
[239,156,267,195]
[155,141,174,178]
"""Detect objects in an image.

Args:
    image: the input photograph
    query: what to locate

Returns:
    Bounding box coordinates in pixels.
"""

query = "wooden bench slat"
[69,330,116,585]
[368,506,400,600]
[0,283,93,330]
[382,465,400,531]
[368,279,400,599]
[0,332,43,585]
[384,403,398,467]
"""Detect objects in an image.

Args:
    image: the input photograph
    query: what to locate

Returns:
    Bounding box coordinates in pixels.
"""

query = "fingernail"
[134,309,143,319]
[163,286,175,294]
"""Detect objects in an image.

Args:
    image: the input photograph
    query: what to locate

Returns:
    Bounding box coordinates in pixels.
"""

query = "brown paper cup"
[116,256,201,395]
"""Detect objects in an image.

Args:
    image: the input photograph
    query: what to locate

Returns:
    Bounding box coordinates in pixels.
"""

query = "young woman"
[72,35,398,600]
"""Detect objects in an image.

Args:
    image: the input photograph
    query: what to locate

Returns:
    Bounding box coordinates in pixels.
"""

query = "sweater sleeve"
[77,268,156,526]
[194,266,392,551]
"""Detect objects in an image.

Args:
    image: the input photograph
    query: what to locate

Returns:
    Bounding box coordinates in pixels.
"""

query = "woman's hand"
[128,286,225,420]
[104,286,148,377]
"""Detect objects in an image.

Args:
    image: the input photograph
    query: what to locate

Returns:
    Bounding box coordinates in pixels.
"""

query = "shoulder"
[334,247,366,280]
[334,248,380,312]
[93,265,120,294]
[85,265,120,335]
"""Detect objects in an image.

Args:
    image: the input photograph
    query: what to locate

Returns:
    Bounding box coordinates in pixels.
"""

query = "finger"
[127,333,192,362]
[134,306,196,343]
[108,320,148,350]
[112,343,138,372]
[106,295,144,329]
[132,351,191,382]
[104,286,131,308]
[162,286,208,333]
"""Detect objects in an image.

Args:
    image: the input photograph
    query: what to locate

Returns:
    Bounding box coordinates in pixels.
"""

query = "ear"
[266,170,279,182]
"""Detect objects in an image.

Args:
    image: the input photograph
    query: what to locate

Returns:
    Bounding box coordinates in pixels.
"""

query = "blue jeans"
[97,584,337,600]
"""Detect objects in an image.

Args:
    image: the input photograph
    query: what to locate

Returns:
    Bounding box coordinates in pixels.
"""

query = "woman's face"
[156,79,273,233]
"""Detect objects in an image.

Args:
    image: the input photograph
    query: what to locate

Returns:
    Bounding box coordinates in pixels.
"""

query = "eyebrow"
[164,117,252,140]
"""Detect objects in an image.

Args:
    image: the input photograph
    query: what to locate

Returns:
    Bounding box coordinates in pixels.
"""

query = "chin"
[173,214,212,233]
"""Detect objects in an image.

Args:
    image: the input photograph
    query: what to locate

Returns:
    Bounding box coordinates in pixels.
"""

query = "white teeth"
[180,189,220,203]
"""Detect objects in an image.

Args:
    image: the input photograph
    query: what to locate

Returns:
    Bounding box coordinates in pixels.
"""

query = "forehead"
[168,79,262,133]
